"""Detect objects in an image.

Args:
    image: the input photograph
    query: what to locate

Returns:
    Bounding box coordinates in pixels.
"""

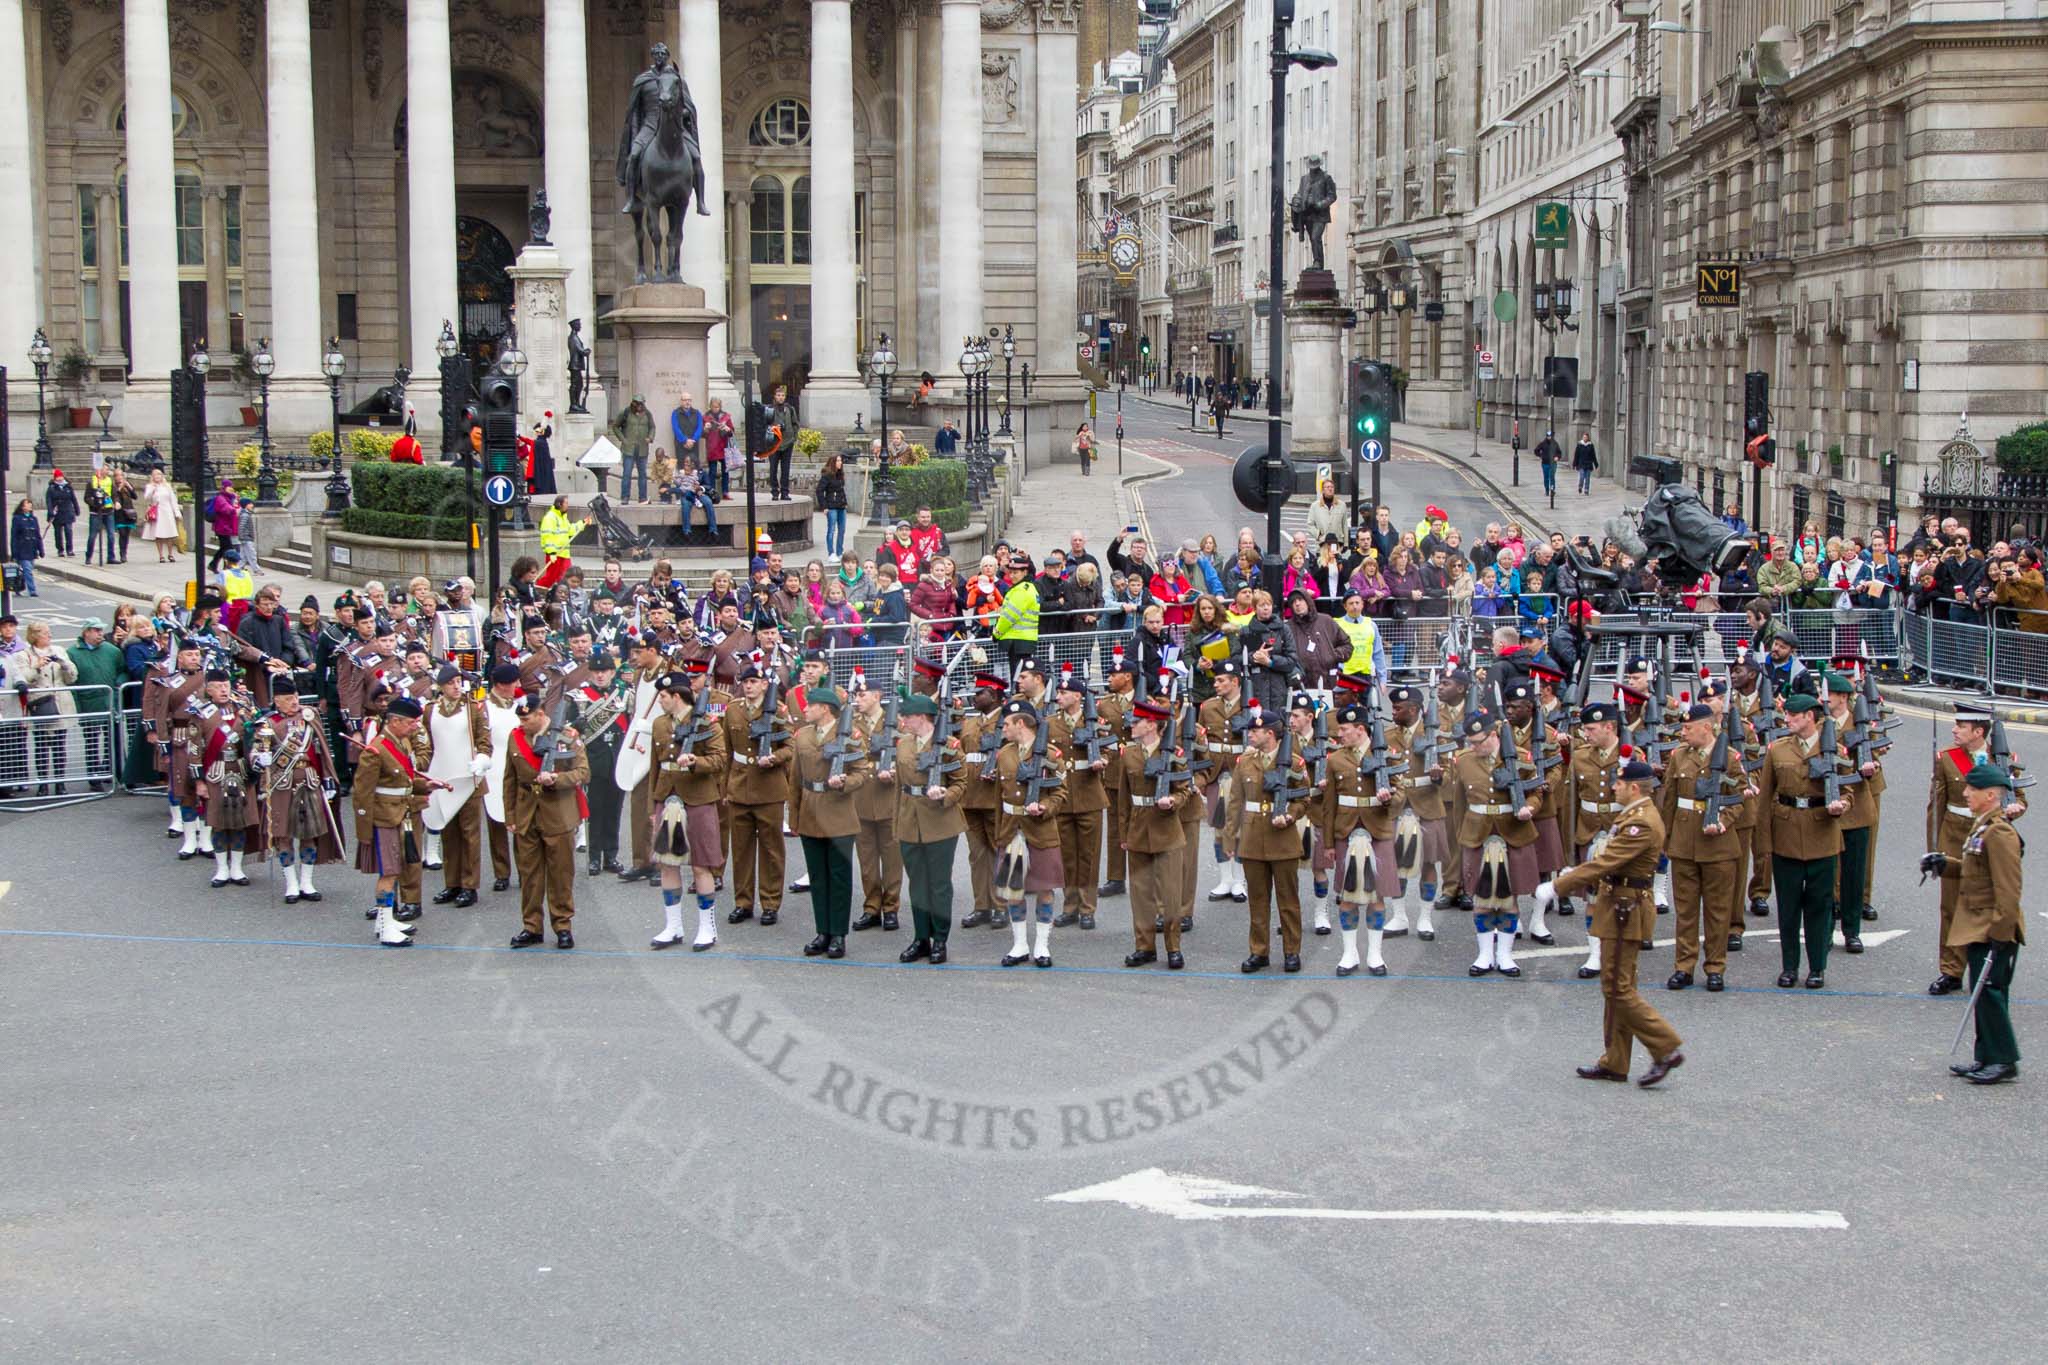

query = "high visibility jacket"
[539,507,586,559]
[992,580,1040,643]
[1335,614,1379,675]
[220,566,255,605]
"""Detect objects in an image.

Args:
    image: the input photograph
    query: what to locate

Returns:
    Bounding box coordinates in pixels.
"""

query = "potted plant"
[58,344,93,427]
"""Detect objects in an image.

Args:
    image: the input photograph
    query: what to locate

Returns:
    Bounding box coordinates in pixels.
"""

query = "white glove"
[252,751,273,769]
[1534,880,1558,909]
[469,753,492,777]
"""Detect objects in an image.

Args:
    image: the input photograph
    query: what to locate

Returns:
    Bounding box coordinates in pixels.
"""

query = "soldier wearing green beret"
[1821,671,1884,956]
[1754,691,1855,988]
[892,692,969,964]
[1946,764,2026,1084]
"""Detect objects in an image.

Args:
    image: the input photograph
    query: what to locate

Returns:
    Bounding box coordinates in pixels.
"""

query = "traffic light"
[745,398,769,457]
[479,369,519,479]
[1743,370,1774,466]
[169,368,199,486]
[1349,358,1395,452]
[1139,334,1152,362]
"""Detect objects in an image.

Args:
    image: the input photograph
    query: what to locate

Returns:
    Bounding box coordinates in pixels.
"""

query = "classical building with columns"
[3,0,1084,454]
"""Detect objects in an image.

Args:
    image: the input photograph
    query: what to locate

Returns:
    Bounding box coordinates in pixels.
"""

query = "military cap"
[589,652,618,673]
[974,671,1010,694]
[1527,655,1568,684]
[194,592,225,613]
[808,686,845,711]
[1106,648,1135,675]
[682,657,711,675]
[513,694,548,716]
[386,695,425,719]
[435,663,462,685]
[1617,758,1658,783]
[489,662,521,686]
[901,693,940,718]
[1579,702,1618,725]
[1624,656,1654,675]
[1462,710,1495,737]
[737,662,765,683]
[1014,658,1046,678]
[913,658,946,681]
[1700,677,1730,698]
[1130,697,1172,724]
[1683,703,1716,723]
[1965,763,2014,791]
[1001,698,1040,723]
[1289,690,1320,713]
[802,648,829,664]
[203,667,233,683]
[1056,668,1090,694]
[1337,702,1373,725]
[1782,693,1822,715]
[1213,659,1243,678]
[1246,707,1283,731]
[1502,681,1536,704]
[293,672,323,700]
[1387,685,1420,707]
[521,614,548,633]
[1333,673,1373,696]
[1954,707,1995,728]
[656,672,692,695]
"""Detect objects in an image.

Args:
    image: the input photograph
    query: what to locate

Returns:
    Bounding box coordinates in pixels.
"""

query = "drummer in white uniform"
[425,663,494,908]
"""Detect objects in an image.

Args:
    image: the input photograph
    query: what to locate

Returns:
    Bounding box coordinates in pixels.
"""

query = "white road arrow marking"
[1512,927,1909,961]
[1046,1168,1848,1231]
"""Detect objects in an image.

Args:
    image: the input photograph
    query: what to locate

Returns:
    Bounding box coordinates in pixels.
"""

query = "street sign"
[1360,438,1386,464]
[483,473,518,507]
[1423,301,1445,322]
[1109,321,1128,335]
[1478,363,1497,381]
[1534,201,1570,249]
[1079,343,1096,362]
[1477,348,1495,366]
[1696,261,1741,308]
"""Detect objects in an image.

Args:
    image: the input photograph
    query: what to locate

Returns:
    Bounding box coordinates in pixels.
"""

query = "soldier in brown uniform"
[1432,667,1473,912]
[1702,675,1756,954]
[1323,698,1402,976]
[152,641,210,857]
[1545,759,1686,1087]
[1446,709,1540,977]
[354,694,438,947]
[892,692,970,964]
[1117,695,1188,970]
[850,676,905,933]
[1943,764,2025,1084]
[1503,681,1569,945]
[504,695,592,949]
[1171,676,1211,935]
[1096,651,1137,898]
[1658,703,1746,992]
[1924,708,2027,995]
[514,615,566,702]
[615,637,668,886]
[480,662,523,893]
[647,671,729,951]
[720,661,795,927]
[1729,654,1777,922]
[994,698,1070,967]
[249,675,344,905]
[1229,707,1313,974]
[1198,661,1251,902]
[1050,667,1111,931]
[956,672,1011,931]
[425,664,494,908]
[1386,683,1448,939]
[191,670,260,888]
[1821,670,1885,956]
[789,686,872,958]
[1564,701,1628,979]
[1755,693,1855,989]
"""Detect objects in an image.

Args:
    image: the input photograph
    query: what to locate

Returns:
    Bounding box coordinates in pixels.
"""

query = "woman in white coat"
[138,469,181,562]
[2,621,79,796]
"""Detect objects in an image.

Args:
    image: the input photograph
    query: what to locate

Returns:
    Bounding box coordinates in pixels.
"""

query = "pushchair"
[589,492,655,562]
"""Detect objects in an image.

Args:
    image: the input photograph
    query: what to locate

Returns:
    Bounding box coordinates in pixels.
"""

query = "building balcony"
[1213,223,1240,246]
[1172,267,1214,296]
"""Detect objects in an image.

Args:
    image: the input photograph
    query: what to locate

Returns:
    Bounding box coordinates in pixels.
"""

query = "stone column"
[936,0,983,383]
[202,189,230,359]
[122,0,182,431]
[544,0,605,427]
[678,0,733,403]
[1033,4,1080,384]
[0,0,36,380]
[263,0,330,430]
[803,0,866,429]
[892,16,919,373]
[94,187,127,369]
[1286,282,1347,493]
[405,0,459,445]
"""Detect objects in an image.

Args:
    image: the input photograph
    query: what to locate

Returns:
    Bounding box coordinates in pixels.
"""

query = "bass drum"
[481,696,522,823]
[614,679,660,794]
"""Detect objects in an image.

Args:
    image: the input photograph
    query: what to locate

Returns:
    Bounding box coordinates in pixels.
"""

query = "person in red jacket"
[390,430,425,464]
[1148,561,1197,628]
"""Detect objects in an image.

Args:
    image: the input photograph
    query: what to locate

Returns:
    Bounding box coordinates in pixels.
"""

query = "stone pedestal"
[1286,270,1347,494]
[507,244,571,434]
[248,506,297,558]
[602,282,727,420]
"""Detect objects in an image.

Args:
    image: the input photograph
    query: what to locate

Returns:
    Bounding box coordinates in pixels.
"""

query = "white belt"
[1336,794,1379,808]
[1580,800,1619,814]
[1468,803,1509,816]
[659,762,690,772]
[1947,803,1971,817]
[1212,742,1245,754]
[1002,802,1035,815]
[731,754,754,765]
[373,785,411,797]
[1130,795,1159,808]
[1400,776,1435,788]
[964,753,987,764]
[1247,801,1274,813]
[1675,797,1703,812]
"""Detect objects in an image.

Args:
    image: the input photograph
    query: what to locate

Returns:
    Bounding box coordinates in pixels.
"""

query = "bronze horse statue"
[630,66,706,285]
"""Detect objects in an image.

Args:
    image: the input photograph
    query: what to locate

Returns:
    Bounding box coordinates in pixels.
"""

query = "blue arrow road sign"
[483,474,518,506]
[1360,438,1386,464]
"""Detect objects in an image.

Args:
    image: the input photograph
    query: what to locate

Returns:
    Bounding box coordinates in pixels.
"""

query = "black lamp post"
[998,326,1015,435]
[496,331,530,532]
[189,339,212,591]
[436,318,467,462]
[977,334,999,470]
[251,338,280,506]
[868,333,898,527]
[1020,361,1033,473]
[28,327,53,469]
[321,338,349,518]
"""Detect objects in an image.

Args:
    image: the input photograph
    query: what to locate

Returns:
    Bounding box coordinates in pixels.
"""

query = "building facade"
[4,0,1084,450]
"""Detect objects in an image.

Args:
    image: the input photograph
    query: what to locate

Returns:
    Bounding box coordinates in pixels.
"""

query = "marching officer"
[647,671,728,951]
[1944,764,2025,1085]
[721,662,795,927]
[1544,759,1686,1087]
[851,676,904,933]
[790,686,872,959]
[1925,707,2028,995]
[249,674,344,904]
[1050,667,1110,931]
[1755,693,1854,989]
[504,695,590,950]
[893,692,969,964]
[1096,651,1137,898]
[1229,706,1312,974]
[1117,694,1187,970]
[355,694,436,947]
[1658,703,1745,992]
[151,639,210,856]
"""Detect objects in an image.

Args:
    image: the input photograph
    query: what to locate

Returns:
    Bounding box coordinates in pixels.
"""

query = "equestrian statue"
[615,42,709,285]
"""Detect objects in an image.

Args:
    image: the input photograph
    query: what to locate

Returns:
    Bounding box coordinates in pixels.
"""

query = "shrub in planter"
[341,508,473,543]
[349,459,480,527]
[310,429,400,463]
[931,504,972,534]
[890,457,966,513]
[794,427,825,460]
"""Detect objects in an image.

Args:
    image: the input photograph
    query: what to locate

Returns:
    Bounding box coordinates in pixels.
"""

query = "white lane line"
[1046,1168,1847,1231]
[1512,927,1909,961]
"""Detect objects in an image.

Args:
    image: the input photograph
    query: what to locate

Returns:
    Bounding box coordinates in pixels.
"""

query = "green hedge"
[312,429,401,463]
[889,458,967,515]
[350,460,480,521]
[932,504,971,534]
[1996,421,2048,475]
[342,508,473,543]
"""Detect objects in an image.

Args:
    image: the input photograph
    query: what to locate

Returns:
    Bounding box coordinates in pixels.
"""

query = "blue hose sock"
[1339,908,1360,931]
[1366,909,1386,931]
[1035,899,1054,924]
[697,892,715,911]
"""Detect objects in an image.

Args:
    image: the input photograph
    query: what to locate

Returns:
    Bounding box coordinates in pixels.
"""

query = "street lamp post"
[980,335,1001,472]
[959,336,985,505]
[436,322,475,570]
[496,332,530,532]
[321,338,349,518]
[189,340,212,593]
[1260,1,1338,599]
[999,326,1015,436]
[868,333,898,527]
[252,339,279,507]
[1020,362,1033,477]
[28,327,54,469]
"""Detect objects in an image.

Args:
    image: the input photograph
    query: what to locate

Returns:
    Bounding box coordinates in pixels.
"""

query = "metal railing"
[0,684,121,810]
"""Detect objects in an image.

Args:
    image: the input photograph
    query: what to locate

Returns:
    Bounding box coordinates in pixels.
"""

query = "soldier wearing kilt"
[1323,698,1402,977]
[1386,683,1449,939]
[249,674,344,904]
[1447,709,1540,978]
[993,698,1070,968]
[191,670,261,888]
[148,641,209,853]
[1095,652,1137,898]
[355,695,437,947]
[647,671,729,952]
[1431,667,1473,912]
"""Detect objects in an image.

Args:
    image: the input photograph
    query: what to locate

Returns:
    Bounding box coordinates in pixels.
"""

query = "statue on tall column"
[567,319,590,414]
[615,41,709,285]
[1288,154,1338,274]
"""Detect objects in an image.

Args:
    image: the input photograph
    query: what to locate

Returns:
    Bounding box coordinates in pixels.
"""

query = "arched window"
[749,175,786,264]
[115,92,195,138]
[749,98,812,148]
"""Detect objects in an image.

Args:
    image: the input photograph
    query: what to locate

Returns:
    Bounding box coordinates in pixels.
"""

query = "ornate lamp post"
[189,339,212,588]
[251,338,280,506]
[436,319,467,461]
[496,331,531,531]
[959,336,985,504]
[28,327,54,469]
[321,338,350,518]
[998,325,1015,436]
[867,333,898,526]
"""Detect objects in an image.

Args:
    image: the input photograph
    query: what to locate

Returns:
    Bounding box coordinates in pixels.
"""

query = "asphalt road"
[5,451,2046,1361]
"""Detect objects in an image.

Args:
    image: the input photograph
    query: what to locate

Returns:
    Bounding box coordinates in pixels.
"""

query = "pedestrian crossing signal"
[1350,359,1394,447]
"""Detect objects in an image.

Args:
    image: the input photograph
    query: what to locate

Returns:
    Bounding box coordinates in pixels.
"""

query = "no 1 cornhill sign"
[1696,262,1741,308]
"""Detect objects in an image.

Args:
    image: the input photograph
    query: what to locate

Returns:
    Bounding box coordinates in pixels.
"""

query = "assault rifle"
[1019,699,1063,806]
[1807,697,1864,807]
[751,673,793,761]
[1989,715,2036,790]
[824,689,861,782]
[1694,710,1743,831]
[1355,695,1395,795]
[915,685,963,787]
[1490,685,1543,812]
[1174,689,1215,785]
[1265,722,1314,810]
[1414,676,1442,776]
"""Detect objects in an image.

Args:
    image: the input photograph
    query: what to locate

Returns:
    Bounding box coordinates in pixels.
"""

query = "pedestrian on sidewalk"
[44,470,79,557]
[83,471,115,566]
[206,482,241,571]
[1534,430,1562,499]
[110,470,138,563]
[9,497,44,595]
[1072,422,1095,474]
[1572,429,1598,495]
[813,453,847,556]
[139,470,180,563]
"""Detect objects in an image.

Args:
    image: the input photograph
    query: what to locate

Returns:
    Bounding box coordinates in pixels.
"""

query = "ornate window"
[749,174,813,267]
[749,98,812,148]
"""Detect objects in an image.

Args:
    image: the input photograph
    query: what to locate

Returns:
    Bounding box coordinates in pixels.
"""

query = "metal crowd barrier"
[1989,621,2048,697]
[0,684,121,811]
